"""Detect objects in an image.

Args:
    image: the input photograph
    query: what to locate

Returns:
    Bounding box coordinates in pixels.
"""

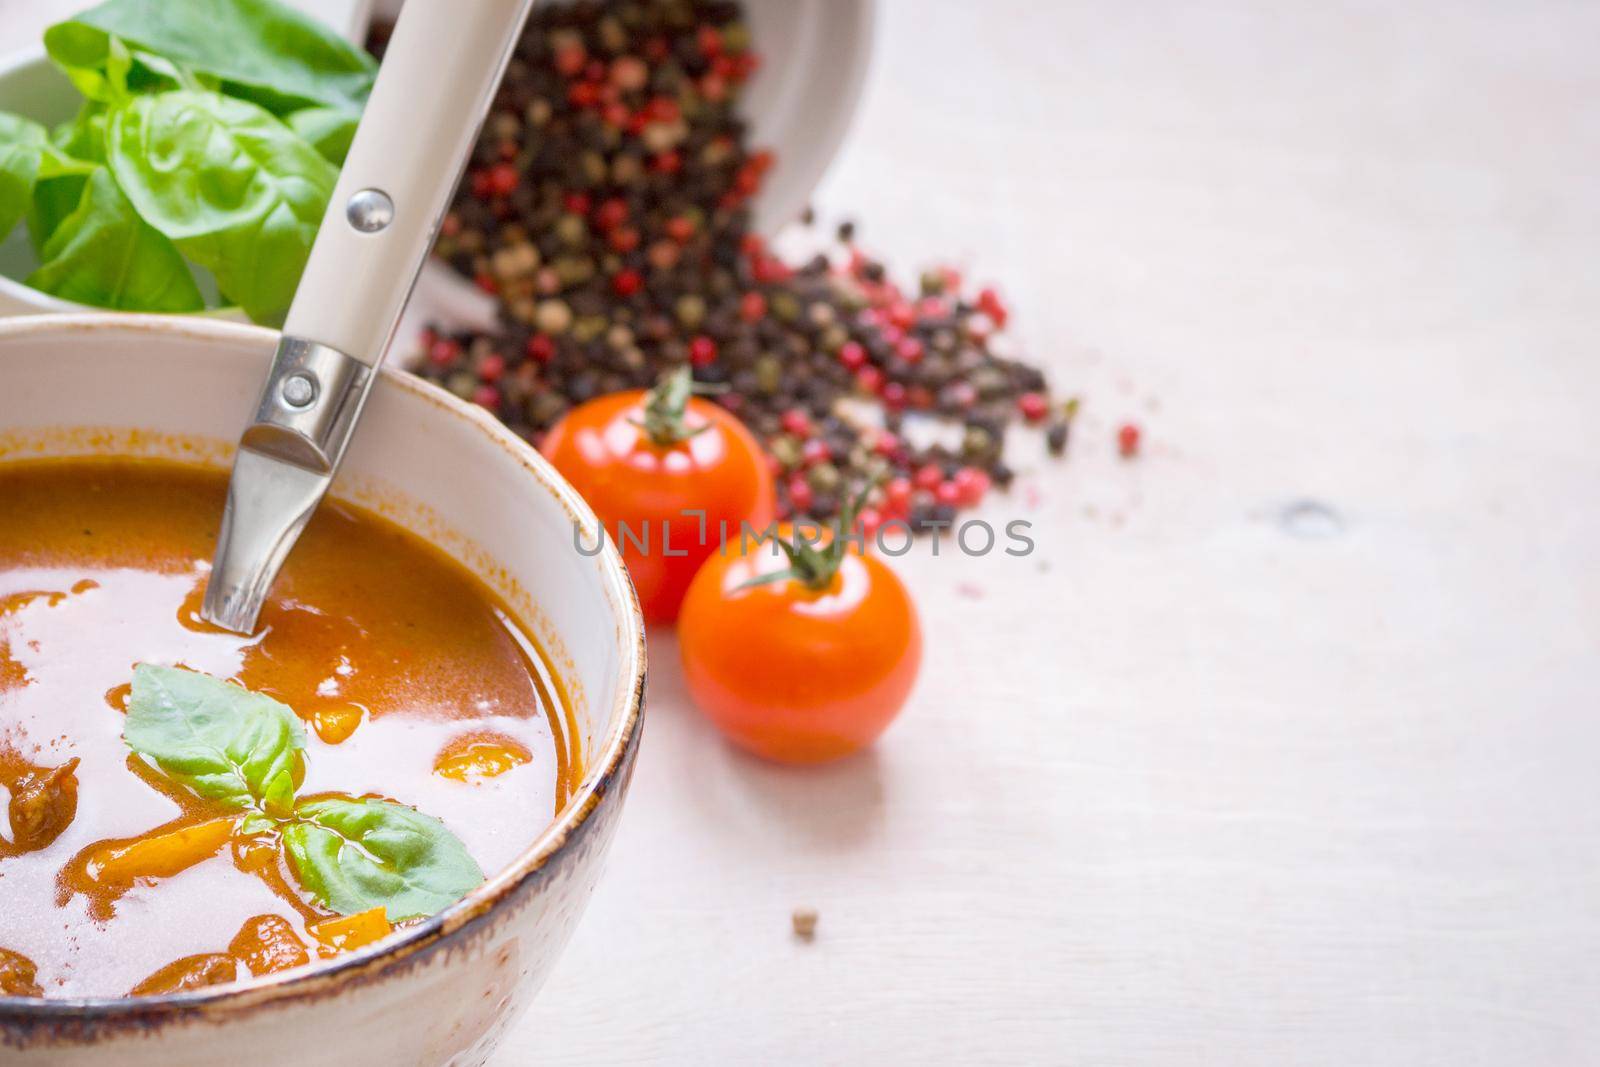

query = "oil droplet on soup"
[0,460,581,997]
[434,732,534,783]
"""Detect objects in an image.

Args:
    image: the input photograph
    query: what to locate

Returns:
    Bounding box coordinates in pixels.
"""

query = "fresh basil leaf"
[107,90,336,324]
[124,664,305,813]
[27,176,87,255]
[284,797,485,922]
[0,113,49,240]
[26,167,203,311]
[52,105,109,165]
[43,25,134,104]
[50,0,376,116]
[285,106,358,165]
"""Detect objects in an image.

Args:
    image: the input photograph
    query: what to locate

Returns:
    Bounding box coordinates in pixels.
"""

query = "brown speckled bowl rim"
[0,314,647,1022]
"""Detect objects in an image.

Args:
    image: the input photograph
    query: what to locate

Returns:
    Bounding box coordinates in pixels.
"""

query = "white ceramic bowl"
[0,0,875,332]
[0,314,646,1066]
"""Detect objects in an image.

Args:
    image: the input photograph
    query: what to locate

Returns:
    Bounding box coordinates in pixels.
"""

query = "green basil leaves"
[106,90,337,323]
[126,664,304,813]
[50,0,376,115]
[284,798,486,922]
[124,665,484,921]
[27,167,204,312]
[0,0,374,323]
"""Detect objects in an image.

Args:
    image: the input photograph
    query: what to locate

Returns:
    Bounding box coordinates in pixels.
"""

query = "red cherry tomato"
[678,525,921,764]
[542,372,774,623]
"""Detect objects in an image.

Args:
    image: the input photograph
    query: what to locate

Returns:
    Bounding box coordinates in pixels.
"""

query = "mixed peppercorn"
[373,0,1077,528]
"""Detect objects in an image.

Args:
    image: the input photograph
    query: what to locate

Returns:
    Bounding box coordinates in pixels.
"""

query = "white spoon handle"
[284,0,533,366]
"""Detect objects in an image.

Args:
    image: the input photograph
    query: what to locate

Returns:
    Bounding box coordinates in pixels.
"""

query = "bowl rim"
[0,313,647,1020]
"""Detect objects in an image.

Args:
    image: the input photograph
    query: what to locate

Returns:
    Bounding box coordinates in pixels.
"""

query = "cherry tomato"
[542,370,774,623]
[678,523,921,763]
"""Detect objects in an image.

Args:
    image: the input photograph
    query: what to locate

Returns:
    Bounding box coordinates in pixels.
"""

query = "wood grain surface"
[6,2,1599,1063]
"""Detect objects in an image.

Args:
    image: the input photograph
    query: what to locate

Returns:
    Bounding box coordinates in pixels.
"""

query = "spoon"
[202,0,537,634]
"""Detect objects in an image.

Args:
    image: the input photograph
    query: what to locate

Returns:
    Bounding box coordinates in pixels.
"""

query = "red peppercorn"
[697,25,723,57]
[602,102,630,128]
[787,475,814,515]
[647,96,680,124]
[739,233,765,258]
[801,439,831,467]
[1018,391,1049,423]
[780,409,812,437]
[428,338,461,368]
[439,213,461,238]
[896,337,924,364]
[568,81,599,108]
[977,287,1009,328]
[469,170,493,199]
[1117,422,1141,458]
[471,385,500,410]
[486,162,519,197]
[650,150,682,175]
[739,291,767,322]
[689,335,718,367]
[583,59,607,83]
[913,464,943,492]
[608,226,640,254]
[881,381,908,411]
[935,480,963,508]
[474,273,498,294]
[780,412,812,441]
[837,340,867,371]
[856,366,884,394]
[526,334,556,364]
[664,215,695,243]
[700,73,728,103]
[873,431,902,459]
[593,198,628,232]
[612,269,643,297]
[554,43,586,77]
[888,301,915,331]
[477,352,506,383]
[562,192,591,216]
[885,477,913,515]
[952,467,990,507]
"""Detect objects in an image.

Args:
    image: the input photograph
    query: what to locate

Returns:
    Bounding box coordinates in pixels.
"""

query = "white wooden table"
[9,2,1600,1063]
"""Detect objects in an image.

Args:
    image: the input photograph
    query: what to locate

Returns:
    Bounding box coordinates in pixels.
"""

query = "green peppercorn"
[769,435,802,469]
[754,354,783,394]
[807,462,842,495]
[555,213,588,247]
[675,294,706,329]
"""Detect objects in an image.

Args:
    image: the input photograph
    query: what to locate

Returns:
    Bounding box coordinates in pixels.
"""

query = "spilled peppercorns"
[373,0,1077,528]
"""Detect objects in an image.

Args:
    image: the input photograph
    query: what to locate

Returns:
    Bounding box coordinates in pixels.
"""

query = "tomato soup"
[0,459,579,998]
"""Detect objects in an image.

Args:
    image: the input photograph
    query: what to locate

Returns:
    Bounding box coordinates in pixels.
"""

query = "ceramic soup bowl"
[0,314,646,1066]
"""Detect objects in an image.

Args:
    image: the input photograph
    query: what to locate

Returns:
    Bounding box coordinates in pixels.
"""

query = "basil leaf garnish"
[283,797,486,922]
[125,663,305,813]
[106,89,336,324]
